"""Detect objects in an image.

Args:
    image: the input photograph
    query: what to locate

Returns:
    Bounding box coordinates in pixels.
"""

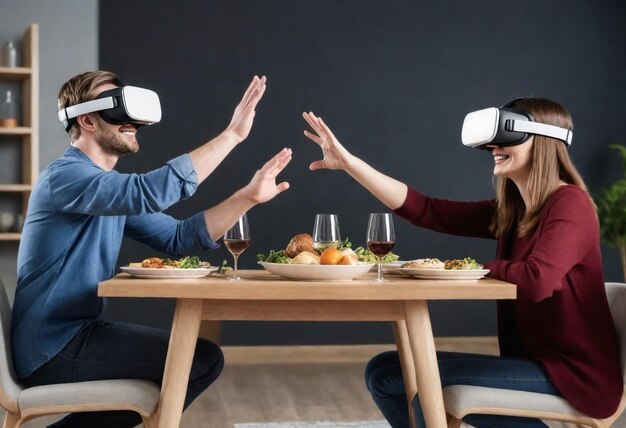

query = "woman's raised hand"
[225,76,267,143]
[302,112,354,171]
[302,111,408,209]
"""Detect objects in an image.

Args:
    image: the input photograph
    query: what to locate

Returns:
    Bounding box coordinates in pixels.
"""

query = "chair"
[443,282,626,428]
[0,277,160,427]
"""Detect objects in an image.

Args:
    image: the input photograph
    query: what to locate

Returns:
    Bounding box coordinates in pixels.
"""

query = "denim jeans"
[23,321,224,428]
[365,350,561,428]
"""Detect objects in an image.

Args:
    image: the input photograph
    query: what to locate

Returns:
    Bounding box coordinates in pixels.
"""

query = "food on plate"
[290,251,321,265]
[285,233,315,258]
[140,257,166,268]
[320,247,345,265]
[257,249,292,264]
[353,246,399,264]
[401,258,445,269]
[444,257,483,270]
[128,256,210,269]
[258,236,386,266]
[339,248,358,265]
[399,257,483,270]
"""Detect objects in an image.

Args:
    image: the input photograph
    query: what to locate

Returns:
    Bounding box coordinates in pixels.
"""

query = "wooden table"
[98,270,515,428]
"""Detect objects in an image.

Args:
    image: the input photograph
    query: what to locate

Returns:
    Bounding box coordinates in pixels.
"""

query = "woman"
[302,98,622,428]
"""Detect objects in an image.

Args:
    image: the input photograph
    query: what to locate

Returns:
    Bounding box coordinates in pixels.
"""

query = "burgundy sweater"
[394,185,622,418]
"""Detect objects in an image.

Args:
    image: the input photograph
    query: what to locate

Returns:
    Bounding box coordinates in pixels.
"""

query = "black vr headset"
[461,98,572,149]
[58,86,162,132]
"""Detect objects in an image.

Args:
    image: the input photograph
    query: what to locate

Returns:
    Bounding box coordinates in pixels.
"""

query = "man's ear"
[77,113,97,132]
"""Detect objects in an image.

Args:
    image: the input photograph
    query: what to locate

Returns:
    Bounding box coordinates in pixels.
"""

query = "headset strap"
[508,120,572,146]
[57,97,116,128]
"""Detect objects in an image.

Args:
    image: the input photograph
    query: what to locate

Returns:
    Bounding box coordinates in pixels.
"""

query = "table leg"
[393,321,417,428]
[152,298,203,428]
[404,301,447,428]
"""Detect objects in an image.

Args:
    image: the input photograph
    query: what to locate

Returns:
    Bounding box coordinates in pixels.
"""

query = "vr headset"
[58,86,162,132]
[461,99,572,149]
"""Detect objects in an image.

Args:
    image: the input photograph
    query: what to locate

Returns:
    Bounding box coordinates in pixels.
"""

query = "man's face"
[88,84,139,156]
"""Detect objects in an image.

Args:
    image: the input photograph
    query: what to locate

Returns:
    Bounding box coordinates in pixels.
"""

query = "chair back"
[0,277,23,407]
[605,282,626,382]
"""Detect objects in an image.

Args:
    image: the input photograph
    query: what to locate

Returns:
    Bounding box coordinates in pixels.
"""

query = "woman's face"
[487,137,534,183]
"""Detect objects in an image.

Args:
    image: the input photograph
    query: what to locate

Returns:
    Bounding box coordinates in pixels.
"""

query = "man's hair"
[490,97,593,238]
[58,71,123,140]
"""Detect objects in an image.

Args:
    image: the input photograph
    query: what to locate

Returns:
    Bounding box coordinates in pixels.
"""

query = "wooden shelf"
[0,126,32,135]
[0,233,21,241]
[0,184,33,192]
[0,66,32,80]
[0,24,38,244]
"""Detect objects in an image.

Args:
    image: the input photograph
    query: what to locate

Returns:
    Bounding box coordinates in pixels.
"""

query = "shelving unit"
[0,24,38,241]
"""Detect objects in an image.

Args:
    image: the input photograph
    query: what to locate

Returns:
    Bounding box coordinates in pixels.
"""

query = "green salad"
[444,257,482,270]
[257,249,292,264]
[163,256,209,269]
[353,246,400,264]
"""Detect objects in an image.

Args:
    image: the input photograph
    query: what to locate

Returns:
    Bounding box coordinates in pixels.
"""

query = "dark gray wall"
[99,0,626,345]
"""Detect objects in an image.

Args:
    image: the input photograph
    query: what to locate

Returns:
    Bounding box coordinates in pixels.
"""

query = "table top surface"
[98,269,516,301]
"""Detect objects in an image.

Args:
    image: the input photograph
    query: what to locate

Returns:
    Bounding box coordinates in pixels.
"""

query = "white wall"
[0,0,98,287]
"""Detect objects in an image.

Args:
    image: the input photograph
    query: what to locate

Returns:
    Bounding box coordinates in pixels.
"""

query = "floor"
[5,339,623,427]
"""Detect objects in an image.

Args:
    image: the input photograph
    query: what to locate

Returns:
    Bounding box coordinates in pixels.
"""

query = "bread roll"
[285,233,315,258]
[320,248,344,265]
[339,248,358,265]
[290,251,321,265]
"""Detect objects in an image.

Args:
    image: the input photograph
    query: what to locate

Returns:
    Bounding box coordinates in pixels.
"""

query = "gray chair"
[444,282,626,428]
[0,277,160,428]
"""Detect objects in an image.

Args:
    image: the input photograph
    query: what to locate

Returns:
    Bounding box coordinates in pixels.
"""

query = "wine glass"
[312,214,341,253]
[366,213,396,283]
[223,213,250,281]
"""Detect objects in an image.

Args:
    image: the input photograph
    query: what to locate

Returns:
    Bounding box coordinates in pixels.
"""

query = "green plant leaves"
[596,144,626,250]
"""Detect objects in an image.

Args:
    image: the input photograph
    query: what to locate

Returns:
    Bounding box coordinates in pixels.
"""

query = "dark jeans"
[23,321,224,428]
[365,350,561,428]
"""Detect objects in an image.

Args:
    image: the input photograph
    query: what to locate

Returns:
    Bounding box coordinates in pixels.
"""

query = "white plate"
[120,266,218,279]
[384,261,407,273]
[397,268,490,280]
[370,261,406,273]
[259,262,375,281]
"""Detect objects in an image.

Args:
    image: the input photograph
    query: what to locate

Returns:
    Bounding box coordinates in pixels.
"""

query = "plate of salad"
[120,256,218,279]
[397,257,489,280]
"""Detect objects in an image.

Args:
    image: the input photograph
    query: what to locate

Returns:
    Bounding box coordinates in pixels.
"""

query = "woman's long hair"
[490,98,592,238]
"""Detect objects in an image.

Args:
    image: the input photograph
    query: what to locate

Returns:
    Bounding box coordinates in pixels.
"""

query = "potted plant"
[596,144,626,281]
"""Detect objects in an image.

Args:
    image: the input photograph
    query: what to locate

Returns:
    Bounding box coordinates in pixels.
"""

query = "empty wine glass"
[223,213,250,281]
[366,213,395,283]
[312,214,341,253]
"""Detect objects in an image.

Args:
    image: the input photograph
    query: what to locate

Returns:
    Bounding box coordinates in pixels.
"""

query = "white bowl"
[259,262,375,281]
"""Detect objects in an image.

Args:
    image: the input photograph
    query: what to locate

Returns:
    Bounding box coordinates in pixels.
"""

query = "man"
[12,71,291,427]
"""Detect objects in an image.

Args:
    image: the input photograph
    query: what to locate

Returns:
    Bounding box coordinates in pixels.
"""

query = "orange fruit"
[320,248,344,265]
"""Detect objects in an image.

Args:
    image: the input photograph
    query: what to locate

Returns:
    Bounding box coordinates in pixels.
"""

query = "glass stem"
[377,258,383,281]
[233,255,239,278]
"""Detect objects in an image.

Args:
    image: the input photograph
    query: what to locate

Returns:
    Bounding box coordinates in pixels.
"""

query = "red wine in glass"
[224,239,250,256]
[367,241,395,258]
[224,214,250,281]
[366,213,396,282]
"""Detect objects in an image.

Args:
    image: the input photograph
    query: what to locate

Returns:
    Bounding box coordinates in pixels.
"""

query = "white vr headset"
[58,86,162,132]
[461,99,572,149]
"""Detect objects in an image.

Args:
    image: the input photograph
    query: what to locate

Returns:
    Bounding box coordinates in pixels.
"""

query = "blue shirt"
[12,146,219,378]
